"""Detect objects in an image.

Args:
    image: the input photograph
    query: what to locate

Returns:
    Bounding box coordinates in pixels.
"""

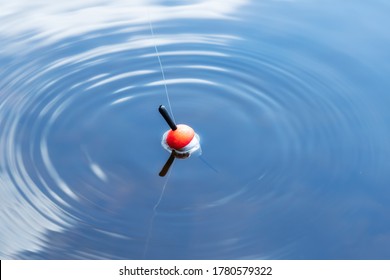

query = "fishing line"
[143,161,174,258]
[148,14,176,123]
[142,12,178,259]
[199,155,219,173]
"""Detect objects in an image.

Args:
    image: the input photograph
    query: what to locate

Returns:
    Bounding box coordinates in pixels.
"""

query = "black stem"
[159,151,176,177]
[159,105,177,130]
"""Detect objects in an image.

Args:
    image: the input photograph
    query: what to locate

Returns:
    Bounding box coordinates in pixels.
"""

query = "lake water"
[1,0,390,259]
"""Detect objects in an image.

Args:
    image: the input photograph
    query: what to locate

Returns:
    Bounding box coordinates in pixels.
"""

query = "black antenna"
[159,105,177,130]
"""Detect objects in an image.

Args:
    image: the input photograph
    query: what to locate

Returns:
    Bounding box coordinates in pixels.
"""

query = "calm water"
[1,0,390,259]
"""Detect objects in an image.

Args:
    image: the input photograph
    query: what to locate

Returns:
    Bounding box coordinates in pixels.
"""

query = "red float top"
[166,124,195,150]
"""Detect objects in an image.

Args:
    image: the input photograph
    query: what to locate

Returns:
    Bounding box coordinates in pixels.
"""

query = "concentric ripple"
[2,0,390,259]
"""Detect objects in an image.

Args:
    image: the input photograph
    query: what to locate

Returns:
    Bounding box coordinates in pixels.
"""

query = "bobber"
[158,105,201,176]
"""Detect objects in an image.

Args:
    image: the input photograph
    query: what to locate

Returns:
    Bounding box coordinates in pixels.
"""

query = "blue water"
[1,0,390,259]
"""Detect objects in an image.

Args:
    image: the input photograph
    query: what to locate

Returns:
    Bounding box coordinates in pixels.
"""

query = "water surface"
[1,0,390,259]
